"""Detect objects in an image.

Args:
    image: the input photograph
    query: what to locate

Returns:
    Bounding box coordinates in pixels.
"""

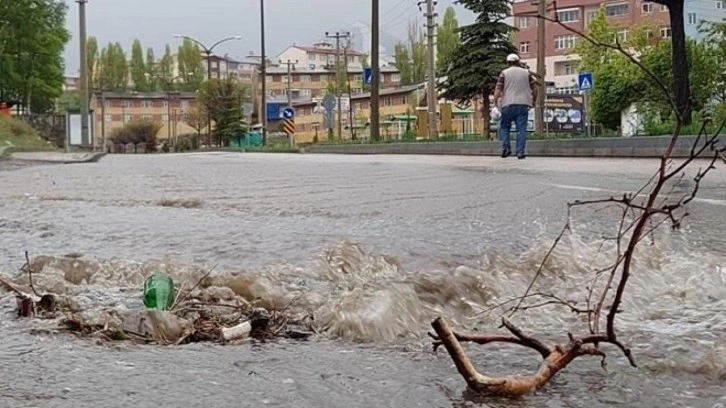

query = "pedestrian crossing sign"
[578,72,594,91]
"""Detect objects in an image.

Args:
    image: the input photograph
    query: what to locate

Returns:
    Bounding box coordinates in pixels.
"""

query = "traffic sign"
[364,67,372,85]
[578,72,593,91]
[282,107,295,119]
[282,118,295,135]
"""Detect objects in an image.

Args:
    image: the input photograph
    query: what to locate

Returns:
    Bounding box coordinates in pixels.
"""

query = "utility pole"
[535,0,546,134]
[370,0,380,141]
[260,0,268,145]
[344,41,355,140]
[281,59,297,108]
[420,0,438,139]
[78,0,90,150]
[326,31,350,140]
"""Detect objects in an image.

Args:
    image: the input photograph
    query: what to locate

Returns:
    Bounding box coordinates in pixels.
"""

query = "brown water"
[1,153,725,408]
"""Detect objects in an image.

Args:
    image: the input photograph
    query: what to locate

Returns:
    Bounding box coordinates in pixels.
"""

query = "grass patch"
[0,115,54,155]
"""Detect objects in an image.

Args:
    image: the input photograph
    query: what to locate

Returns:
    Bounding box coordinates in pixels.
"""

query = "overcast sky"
[63,0,474,75]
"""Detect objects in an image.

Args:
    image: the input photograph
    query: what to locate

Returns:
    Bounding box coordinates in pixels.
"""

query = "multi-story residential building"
[89,91,200,145]
[263,64,401,100]
[512,0,725,93]
[290,85,421,143]
[277,42,364,70]
[63,76,80,91]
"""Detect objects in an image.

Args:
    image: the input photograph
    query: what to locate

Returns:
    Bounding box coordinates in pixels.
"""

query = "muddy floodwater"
[1,153,725,408]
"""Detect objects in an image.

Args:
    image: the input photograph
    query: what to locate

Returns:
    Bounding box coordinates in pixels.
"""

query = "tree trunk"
[668,0,692,124]
[480,95,491,138]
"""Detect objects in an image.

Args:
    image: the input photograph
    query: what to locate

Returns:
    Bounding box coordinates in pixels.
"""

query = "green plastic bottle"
[143,273,176,310]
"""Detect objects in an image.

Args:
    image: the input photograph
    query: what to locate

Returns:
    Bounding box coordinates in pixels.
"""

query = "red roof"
[294,45,364,56]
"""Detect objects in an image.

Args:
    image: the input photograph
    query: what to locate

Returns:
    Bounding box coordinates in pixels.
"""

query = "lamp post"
[173,34,242,147]
[260,0,268,146]
[148,73,186,144]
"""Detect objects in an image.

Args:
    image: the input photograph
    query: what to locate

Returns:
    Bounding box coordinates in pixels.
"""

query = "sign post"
[578,72,594,137]
[282,107,295,147]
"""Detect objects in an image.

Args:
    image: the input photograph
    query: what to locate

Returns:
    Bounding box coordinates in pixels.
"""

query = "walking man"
[493,53,537,159]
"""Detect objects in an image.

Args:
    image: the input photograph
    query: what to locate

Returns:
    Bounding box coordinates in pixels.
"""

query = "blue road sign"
[364,67,372,85]
[282,107,295,119]
[578,72,593,91]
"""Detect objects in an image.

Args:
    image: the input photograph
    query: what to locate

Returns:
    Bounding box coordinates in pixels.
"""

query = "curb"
[8,151,107,164]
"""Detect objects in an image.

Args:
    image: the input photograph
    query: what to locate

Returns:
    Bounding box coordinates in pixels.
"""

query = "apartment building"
[512,0,725,93]
[63,76,80,91]
[264,64,401,100]
[89,91,200,145]
[290,85,421,143]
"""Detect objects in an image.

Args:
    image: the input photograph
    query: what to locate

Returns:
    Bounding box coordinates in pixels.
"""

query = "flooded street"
[1,152,725,407]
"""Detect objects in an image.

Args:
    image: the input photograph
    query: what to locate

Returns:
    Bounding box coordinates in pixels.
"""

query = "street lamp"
[173,34,242,147]
[260,0,268,146]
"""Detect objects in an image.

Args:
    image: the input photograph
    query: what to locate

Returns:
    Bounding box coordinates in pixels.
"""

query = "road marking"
[541,183,726,206]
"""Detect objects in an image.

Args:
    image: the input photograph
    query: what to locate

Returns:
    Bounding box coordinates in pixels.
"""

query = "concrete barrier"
[306,135,710,158]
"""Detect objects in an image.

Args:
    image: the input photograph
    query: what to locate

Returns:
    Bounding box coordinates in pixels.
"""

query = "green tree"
[177,39,204,91]
[145,47,157,90]
[87,36,98,89]
[393,43,412,84]
[96,42,128,92]
[197,77,249,146]
[130,39,148,91]
[393,22,427,85]
[699,20,726,103]
[159,44,175,89]
[438,0,515,136]
[0,0,70,113]
[436,6,460,74]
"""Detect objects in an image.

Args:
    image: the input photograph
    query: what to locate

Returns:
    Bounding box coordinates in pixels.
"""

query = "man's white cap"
[506,53,520,62]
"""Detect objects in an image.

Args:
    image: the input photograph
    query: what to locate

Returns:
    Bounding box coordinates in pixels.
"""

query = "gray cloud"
[63,0,473,75]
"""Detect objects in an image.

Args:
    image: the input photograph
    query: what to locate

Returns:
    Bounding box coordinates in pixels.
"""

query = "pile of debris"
[0,252,315,345]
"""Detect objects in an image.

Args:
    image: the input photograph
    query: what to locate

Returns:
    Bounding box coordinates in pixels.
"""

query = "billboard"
[491,94,584,133]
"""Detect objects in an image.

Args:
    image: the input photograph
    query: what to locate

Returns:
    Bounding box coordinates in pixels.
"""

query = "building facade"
[90,91,200,145]
[512,0,724,92]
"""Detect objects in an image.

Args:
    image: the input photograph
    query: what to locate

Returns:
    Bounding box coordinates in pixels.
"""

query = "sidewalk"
[7,151,107,163]
[306,135,704,158]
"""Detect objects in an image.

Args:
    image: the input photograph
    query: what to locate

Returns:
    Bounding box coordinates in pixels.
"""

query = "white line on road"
[541,183,726,206]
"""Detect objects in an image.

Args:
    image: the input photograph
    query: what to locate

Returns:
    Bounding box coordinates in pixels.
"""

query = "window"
[141,100,153,108]
[401,96,408,105]
[162,114,169,122]
[518,16,530,29]
[718,0,724,9]
[519,41,531,54]
[123,114,132,123]
[141,114,152,121]
[660,26,672,37]
[645,29,654,39]
[309,54,316,61]
[300,89,312,96]
[564,62,577,75]
[104,114,112,122]
[392,73,401,82]
[556,9,580,23]
[122,100,131,108]
[266,90,276,97]
[352,88,363,94]
[266,75,272,82]
[688,12,697,24]
[384,97,392,106]
[554,35,577,49]
[641,2,653,13]
[615,28,629,42]
[605,3,629,16]
[162,101,168,108]
[104,100,111,108]
[660,4,668,11]
[353,74,363,82]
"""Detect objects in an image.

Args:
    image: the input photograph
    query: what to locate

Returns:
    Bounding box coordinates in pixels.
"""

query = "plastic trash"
[143,273,176,310]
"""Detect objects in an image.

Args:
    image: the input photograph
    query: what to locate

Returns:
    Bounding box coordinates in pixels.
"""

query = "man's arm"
[529,73,538,105]
[493,72,505,107]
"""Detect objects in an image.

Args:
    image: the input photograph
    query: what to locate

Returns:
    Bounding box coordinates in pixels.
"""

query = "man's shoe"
[517,154,526,160]
[501,149,511,158]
